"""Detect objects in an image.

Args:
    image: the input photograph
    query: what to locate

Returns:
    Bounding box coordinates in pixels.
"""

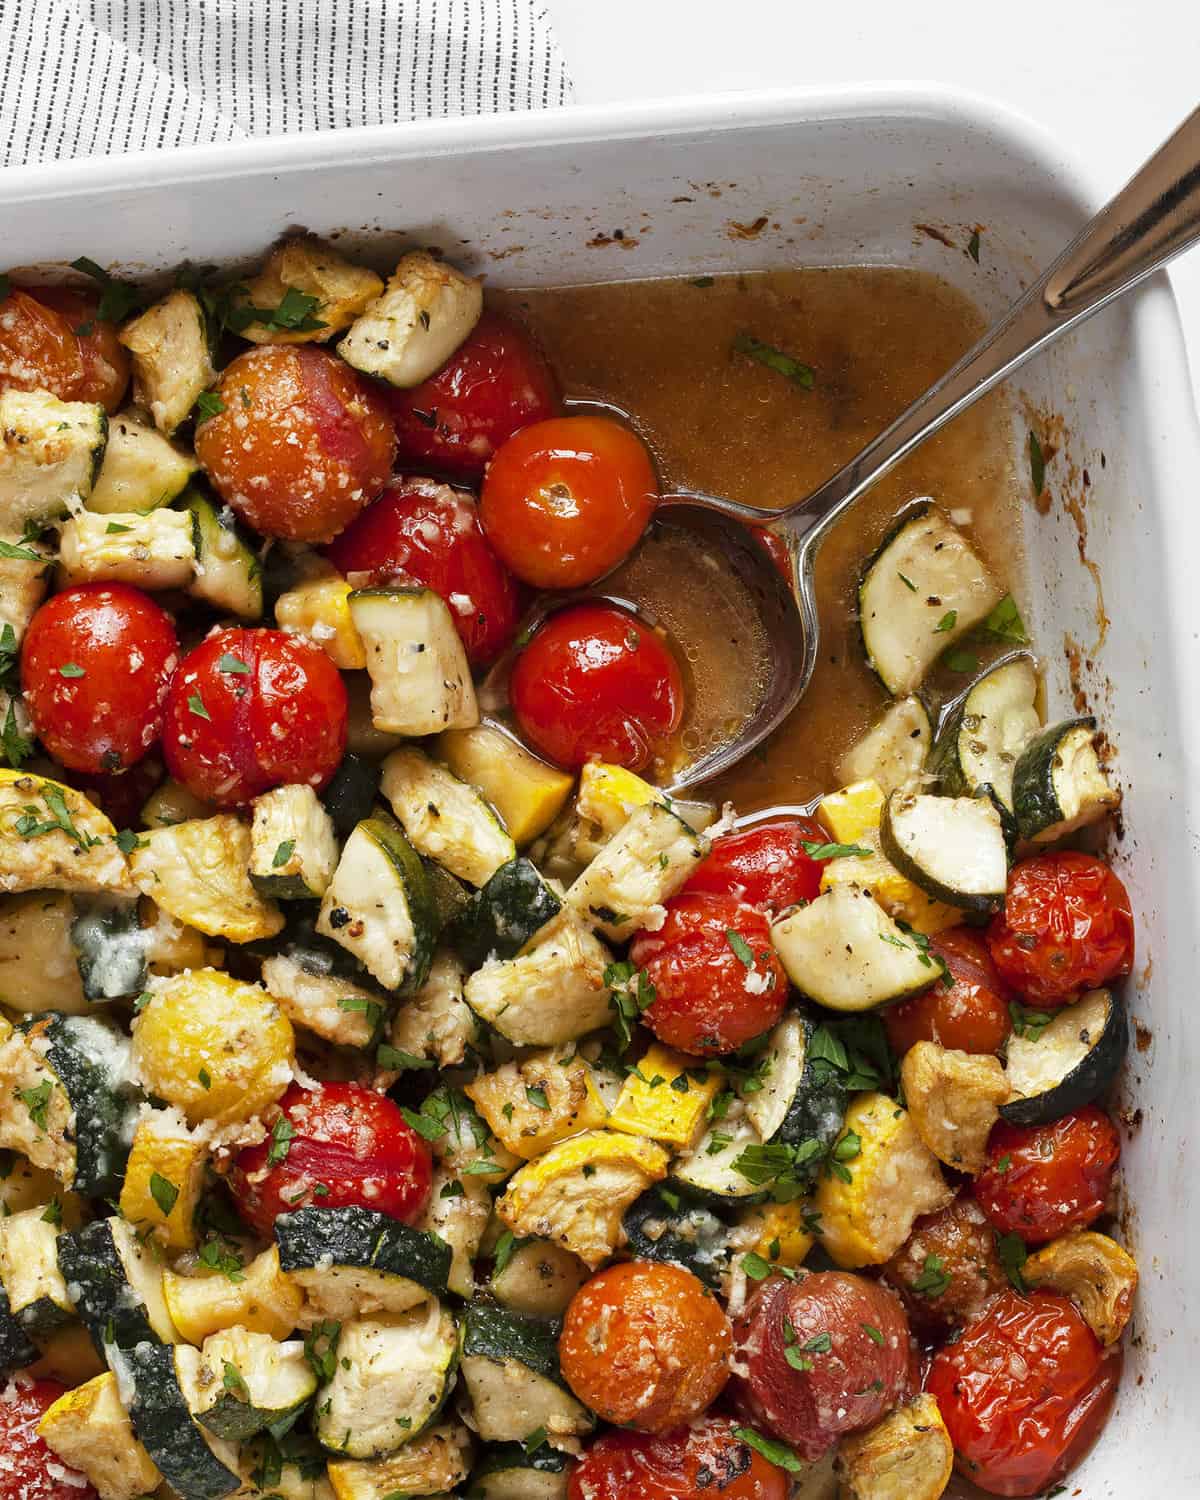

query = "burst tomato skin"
[973,1105,1120,1246]
[0,1377,98,1500]
[386,310,560,481]
[325,479,523,665]
[567,1416,790,1500]
[480,414,657,588]
[194,345,396,543]
[510,603,683,773]
[882,1191,1009,1337]
[0,284,129,411]
[230,1082,433,1237]
[682,816,828,911]
[560,1262,732,1433]
[986,852,1134,1006]
[631,893,787,1056]
[21,584,178,774]
[162,628,347,807]
[926,1289,1121,1497]
[884,926,1015,1056]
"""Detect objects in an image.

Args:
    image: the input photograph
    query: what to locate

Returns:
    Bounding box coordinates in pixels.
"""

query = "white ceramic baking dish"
[2,85,1198,1493]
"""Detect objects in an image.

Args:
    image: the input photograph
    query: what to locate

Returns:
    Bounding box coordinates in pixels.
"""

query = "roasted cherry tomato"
[481,414,657,588]
[387,309,560,481]
[927,1289,1121,1497]
[882,1191,1009,1337]
[0,1377,98,1500]
[730,1271,913,1462]
[162,627,347,807]
[21,583,178,774]
[986,852,1134,1006]
[194,345,396,542]
[0,284,129,411]
[632,893,787,1056]
[325,479,523,665]
[230,1081,433,1237]
[682,816,828,911]
[884,926,1014,1056]
[510,603,683,773]
[567,1415,790,1500]
[560,1262,732,1433]
[974,1104,1120,1246]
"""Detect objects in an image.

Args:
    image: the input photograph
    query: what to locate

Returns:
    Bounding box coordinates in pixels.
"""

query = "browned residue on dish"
[1063,634,1091,714]
[1133,1020,1153,1053]
[586,230,639,250]
[728,215,769,239]
[915,222,957,249]
[487,244,527,261]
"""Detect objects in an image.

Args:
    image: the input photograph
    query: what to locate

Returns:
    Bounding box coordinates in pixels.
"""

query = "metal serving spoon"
[643,104,1200,791]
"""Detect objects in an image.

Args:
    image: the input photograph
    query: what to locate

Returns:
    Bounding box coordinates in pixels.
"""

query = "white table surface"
[548,0,1200,410]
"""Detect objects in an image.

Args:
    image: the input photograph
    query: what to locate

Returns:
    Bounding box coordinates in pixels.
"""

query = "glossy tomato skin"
[325,479,523,665]
[927,1289,1121,1497]
[162,628,347,807]
[884,927,1015,1056]
[0,284,129,411]
[230,1082,433,1237]
[632,893,786,1057]
[194,345,396,542]
[986,852,1134,1006]
[682,817,828,911]
[21,584,178,774]
[882,1191,1008,1337]
[0,1377,98,1500]
[567,1416,790,1500]
[510,603,683,773]
[973,1105,1120,1246]
[560,1262,732,1433]
[730,1272,913,1462]
[481,414,657,588]
[386,310,560,481]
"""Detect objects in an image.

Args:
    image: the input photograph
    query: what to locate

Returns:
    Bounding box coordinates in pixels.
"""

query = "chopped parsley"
[1009,1001,1054,1041]
[910,1253,951,1297]
[222,1361,249,1400]
[1029,429,1046,496]
[943,649,980,674]
[194,391,225,422]
[733,332,815,391]
[801,839,871,860]
[149,1172,179,1217]
[187,691,211,720]
[732,1428,805,1474]
[996,1231,1029,1291]
[0,539,42,562]
[725,929,755,967]
[271,839,296,869]
[19,1080,53,1131]
[982,594,1030,645]
[525,1086,550,1111]
[218,653,251,674]
[741,1251,773,1281]
[376,1044,432,1072]
[267,1116,295,1167]
[303,1320,342,1382]
[57,663,84,678]
[935,609,958,633]
[897,571,918,592]
[69,256,144,325]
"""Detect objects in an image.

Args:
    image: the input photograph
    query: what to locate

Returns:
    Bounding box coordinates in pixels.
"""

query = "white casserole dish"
[2,85,1198,1493]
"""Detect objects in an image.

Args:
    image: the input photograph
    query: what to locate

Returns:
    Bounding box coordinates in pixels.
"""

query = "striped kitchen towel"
[0,0,573,167]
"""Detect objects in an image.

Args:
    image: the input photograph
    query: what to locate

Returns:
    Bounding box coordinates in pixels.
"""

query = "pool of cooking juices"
[0,242,1135,1500]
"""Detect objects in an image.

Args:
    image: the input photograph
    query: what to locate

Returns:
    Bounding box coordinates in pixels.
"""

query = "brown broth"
[493,269,1022,813]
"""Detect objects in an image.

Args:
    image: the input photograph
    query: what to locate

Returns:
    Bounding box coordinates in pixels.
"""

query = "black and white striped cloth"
[0,0,573,167]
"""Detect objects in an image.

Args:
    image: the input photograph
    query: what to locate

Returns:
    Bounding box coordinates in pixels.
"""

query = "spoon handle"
[788,105,1200,540]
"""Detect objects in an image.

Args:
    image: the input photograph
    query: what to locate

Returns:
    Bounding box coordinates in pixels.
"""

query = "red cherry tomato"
[0,284,129,412]
[927,1290,1121,1496]
[510,603,683,773]
[974,1105,1120,1246]
[683,817,828,911]
[325,479,523,665]
[0,1377,98,1500]
[883,926,1015,1056]
[162,628,347,807]
[386,310,560,481]
[882,1191,1008,1337]
[631,893,787,1056]
[21,584,178,774]
[986,852,1134,1006]
[481,415,657,588]
[230,1081,433,1237]
[567,1416,790,1500]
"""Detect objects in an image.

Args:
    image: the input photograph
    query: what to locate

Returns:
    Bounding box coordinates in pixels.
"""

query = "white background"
[548,0,1200,407]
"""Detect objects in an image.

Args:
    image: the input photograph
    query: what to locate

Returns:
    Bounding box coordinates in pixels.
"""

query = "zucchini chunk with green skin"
[490,1240,590,1319]
[1023,1230,1139,1345]
[386,950,475,1071]
[899,1042,1009,1173]
[129,814,284,943]
[182,487,264,620]
[0,1283,39,1373]
[36,1370,163,1500]
[622,1186,731,1288]
[59,507,196,589]
[770,885,934,1012]
[350,587,479,738]
[193,1327,317,1441]
[741,1010,808,1141]
[434,724,574,848]
[770,1013,851,1153]
[932,655,1040,810]
[0,389,107,529]
[837,694,933,796]
[858,503,1003,696]
[119,289,217,436]
[423,857,472,930]
[381,747,515,888]
[324,1420,473,1499]
[162,1245,303,1346]
[471,1443,570,1500]
[670,1113,764,1206]
[275,1206,451,1322]
[448,857,563,969]
[420,1169,491,1299]
[320,753,382,839]
[463,911,614,1046]
[88,409,199,513]
[250,784,340,900]
[316,815,437,993]
[71,902,148,1001]
[58,1214,179,1350]
[879,789,1008,913]
[0,893,90,1014]
[458,1304,594,1444]
[337,250,483,388]
[261,952,386,1050]
[120,1341,242,1500]
[565,801,709,942]
[315,1304,459,1458]
[1011,717,1121,842]
[0,1207,74,1335]
[0,1026,75,1183]
[1002,988,1127,1127]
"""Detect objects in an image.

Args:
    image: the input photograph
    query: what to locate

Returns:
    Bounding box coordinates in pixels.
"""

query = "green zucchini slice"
[58,1215,177,1351]
[458,1304,593,1444]
[837,694,933,795]
[121,1341,242,1500]
[275,1206,451,1321]
[1010,717,1121,843]
[0,390,107,530]
[0,1283,38,1373]
[380,746,515,889]
[671,1115,764,1206]
[448,856,563,969]
[489,1239,590,1319]
[879,789,1008,913]
[70,903,148,1002]
[320,753,382,840]
[193,1327,317,1441]
[933,655,1041,810]
[565,801,708,942]
[87,409,198,513]
[0,1206,74,1335]
[471,1443,570,1500]
[349,587,479,738]
[249,784,339,900]
[422,859,473,932]
[1002,989,1127,1127]
[621,1186,731,1287]
[772,1014,851,1154]
[181,487,264,620]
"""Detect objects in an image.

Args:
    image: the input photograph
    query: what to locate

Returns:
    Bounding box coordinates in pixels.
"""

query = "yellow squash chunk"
[576,761,665,836]
[0,1026,76,1182]
[607,1043,722,1148]
[118,1106,207,1248]
[819,836,963,937]
[815,1093,952,1269]
[129,814,284,942]
[818,779,885,845]
[326,1420,473,1499]
[0,1152,84,1219]
[132,968,294,1127]
[835,1393,953,1500]
[28,1322,106,1385]
[466,1048,608,1159]
[235,235,385,345]
[276,574,368,669]
[738,1198,817,1270]
[37,1371,161,1500]
[163,1245,303,1343]
[1024,1231,1139,1345]
[434,725,574,846]
[0,770,132,894]
[899,1042,1009,1174]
